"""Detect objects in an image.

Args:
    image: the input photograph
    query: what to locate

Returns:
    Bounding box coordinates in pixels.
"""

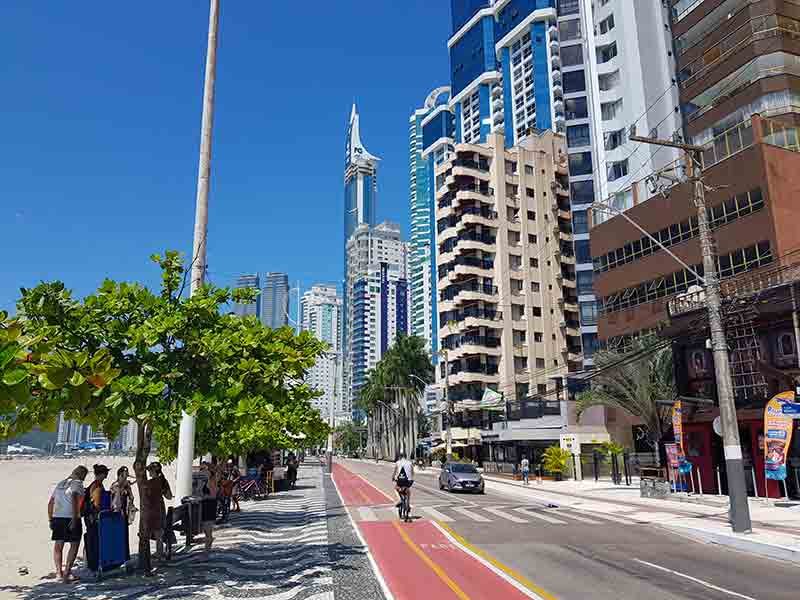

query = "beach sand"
[0,456,174,599]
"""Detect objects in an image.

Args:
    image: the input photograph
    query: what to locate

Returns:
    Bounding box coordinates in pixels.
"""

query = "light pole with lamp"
[324,351,338,473]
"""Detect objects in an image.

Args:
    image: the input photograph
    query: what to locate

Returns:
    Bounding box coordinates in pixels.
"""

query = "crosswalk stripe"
[514,507,567,525]
[418,506,455,522]
[484,507,528,524]
[552,509,602,525]
[450,506,493,522]
[358,506,378,521]
[580,511,638,525]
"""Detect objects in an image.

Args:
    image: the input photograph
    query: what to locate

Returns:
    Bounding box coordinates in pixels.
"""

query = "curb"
[665,524,800,564]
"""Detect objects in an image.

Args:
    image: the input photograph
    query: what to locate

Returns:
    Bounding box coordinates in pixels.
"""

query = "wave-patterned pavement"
[26,462,334,600]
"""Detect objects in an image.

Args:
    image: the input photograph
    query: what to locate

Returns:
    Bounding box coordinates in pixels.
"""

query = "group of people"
[47,461,172,583]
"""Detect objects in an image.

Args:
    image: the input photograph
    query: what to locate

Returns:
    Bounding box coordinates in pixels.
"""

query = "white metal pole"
[176,0,219,503]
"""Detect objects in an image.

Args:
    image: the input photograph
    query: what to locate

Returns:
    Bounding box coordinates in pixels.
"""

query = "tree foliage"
[334,422,362,455]
[1,251,330,570]
[576,336,675,454]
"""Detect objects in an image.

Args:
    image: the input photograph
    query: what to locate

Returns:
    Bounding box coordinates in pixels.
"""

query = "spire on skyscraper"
[346,103,380,167]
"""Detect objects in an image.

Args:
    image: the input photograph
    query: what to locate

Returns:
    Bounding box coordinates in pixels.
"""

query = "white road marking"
[484,506,528,523]
[579,511,638,525]
[418,506,455,522]
[450,506,493,522]
[552,509,602,525]
[358,506,378,521]
[514,507,567,525]
[633,559,758,600]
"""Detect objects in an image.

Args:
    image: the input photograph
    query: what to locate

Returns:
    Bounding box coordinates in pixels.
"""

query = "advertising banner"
[764,391,798,480]
[665,443,680,469]
[672,401,685,462]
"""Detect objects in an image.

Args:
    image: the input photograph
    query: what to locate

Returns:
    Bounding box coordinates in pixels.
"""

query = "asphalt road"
[340,458,800,600]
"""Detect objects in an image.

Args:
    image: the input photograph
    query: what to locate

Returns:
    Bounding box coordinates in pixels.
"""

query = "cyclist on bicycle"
[392,452,414,510]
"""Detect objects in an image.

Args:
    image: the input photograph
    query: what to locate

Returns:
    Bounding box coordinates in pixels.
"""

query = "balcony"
[442,334,502,352]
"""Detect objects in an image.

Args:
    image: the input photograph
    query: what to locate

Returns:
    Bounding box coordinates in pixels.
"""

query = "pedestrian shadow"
[16,539,363,600]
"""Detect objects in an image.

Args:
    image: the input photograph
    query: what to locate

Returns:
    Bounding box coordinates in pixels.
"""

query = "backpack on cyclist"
[396,465,410,485]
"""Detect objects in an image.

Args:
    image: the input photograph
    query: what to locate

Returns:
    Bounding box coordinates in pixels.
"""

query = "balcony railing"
[440,308,501,323]
[442,335,502,351]
[453,159,490,172]
[679,15,800,89]
[440,281,498,302]
[450,363,500,376]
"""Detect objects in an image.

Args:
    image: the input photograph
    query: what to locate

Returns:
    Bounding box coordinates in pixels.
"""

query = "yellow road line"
[436,521,558,600]
[392,522,472,600]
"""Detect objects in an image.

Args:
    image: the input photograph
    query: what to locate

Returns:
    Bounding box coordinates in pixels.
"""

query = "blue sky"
[0,1,451,315]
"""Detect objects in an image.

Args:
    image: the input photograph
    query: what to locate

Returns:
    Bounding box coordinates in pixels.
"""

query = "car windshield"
[451,464,478,474]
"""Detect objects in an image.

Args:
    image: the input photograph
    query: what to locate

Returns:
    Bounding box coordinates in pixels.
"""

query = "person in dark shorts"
[48,465,88,583]
[392,452,415,511]
[199,461,219,552]
[83,464,110,574]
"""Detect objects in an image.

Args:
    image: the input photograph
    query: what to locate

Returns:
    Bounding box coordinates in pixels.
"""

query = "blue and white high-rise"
[409,87,451,356]
[233,273,261,318]
[260,272,290,330]
[344,222,409,421]
[344,103,379,247]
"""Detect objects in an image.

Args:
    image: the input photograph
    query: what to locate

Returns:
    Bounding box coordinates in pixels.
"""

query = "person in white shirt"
[392,453,415,511]
[48,465,89,583]
[521,457,530,485]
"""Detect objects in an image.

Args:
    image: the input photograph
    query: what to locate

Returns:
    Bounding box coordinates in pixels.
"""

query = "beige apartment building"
[434,130,608,465]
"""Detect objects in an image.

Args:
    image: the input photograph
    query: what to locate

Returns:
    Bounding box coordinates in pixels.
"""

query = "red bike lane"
[332,462,553,600]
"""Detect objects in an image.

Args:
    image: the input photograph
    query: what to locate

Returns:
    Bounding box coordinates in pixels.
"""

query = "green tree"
[542,445,572,478]
[357,335,433,460]
[334,422,362,455]
[576,337,675,464]
[3,252,328,571]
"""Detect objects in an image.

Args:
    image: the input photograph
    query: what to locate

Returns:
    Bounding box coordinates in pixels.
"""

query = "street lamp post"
[438,349,452,462]
[326,352,338,473]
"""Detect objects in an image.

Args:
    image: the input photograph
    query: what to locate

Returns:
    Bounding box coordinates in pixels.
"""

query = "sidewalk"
[14,461,356,600]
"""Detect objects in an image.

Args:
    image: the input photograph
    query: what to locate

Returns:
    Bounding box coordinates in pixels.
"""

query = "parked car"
[439,462,485,494]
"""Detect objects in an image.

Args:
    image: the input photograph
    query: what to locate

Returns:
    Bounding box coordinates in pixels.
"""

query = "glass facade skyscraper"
[408,87,451,356]
[260,272,289,330]
[233,273,261,318]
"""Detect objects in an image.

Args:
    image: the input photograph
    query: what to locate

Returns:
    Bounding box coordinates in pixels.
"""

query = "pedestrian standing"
[83,464,110,574]
[110,466,135,560]
[199,461,219,553]
[48,465,88,583]
[226,459,241,512]
[143,462,172,558]
[521,456,530,486]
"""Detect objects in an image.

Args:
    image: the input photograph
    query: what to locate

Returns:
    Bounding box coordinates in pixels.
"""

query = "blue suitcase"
[97,510,127,578]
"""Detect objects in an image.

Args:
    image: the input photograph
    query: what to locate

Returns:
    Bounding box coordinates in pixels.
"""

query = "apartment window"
[532,307,542,317]
[524,164,534,175]
[564,97,588,120]
[599,14,615,34]
[537,384,548,395]
[523,187,534,198]
[511,279,524,294]
[527,210,536,220]
[573,210,589,234]
[607,159,629,181]
[563,70,586,94]
[580,301,598,325]
[534,332,543,342]
[596,42,618,64]
[557,0,579,14]
[506,160,518,174]
[507,183,519,197]
[535,358,546,369]
[598,70,620,92]
[561,45,583,67]
[601,100,622,121]
[568,152,593,176]
[559,19,581,46]
[510,255,522,270]
[605,128,626,150]
[582,334,598,359]
[531,281,540,292]
[530,257,539,268]
[575,239,592,263]
[512,304,526,320]
[528,233,538,244]
[577,270,593,294]
[567,124,590,148]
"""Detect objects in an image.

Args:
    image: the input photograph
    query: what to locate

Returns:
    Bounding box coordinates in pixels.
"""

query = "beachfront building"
[344,222,409,420]
[301,284,345,421]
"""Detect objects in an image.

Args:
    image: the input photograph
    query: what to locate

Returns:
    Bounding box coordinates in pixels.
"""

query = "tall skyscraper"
[344,222,409,419]
[409,87,452,356]
[301,285,344,420]
[233,273,261,318]
[344,104,379,247]
[261,272,289,329]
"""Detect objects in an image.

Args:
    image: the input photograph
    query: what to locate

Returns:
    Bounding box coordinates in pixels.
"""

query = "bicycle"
[397,487,411,523]
[238,478,261,502]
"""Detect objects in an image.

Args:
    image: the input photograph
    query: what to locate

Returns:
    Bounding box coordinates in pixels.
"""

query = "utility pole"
[327,352,337,472]
[439,349,452,462]
[176,0,220,503]
[630,133,752,532]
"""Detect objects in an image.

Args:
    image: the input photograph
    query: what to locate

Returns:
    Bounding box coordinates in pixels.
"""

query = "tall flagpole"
[176,0,220,502]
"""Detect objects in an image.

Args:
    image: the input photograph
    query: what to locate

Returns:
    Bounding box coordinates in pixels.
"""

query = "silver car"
[439,462,485,494]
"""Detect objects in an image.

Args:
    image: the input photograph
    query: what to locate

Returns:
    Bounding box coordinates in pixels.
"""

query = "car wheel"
[447,481,453,493]
[439,479,444,490]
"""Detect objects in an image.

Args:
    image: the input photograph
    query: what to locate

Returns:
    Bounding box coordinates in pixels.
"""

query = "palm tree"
[357,335,433,460]
[576,336,675,465]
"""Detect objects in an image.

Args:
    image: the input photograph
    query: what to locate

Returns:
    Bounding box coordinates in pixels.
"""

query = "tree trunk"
[134,421,153,574]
